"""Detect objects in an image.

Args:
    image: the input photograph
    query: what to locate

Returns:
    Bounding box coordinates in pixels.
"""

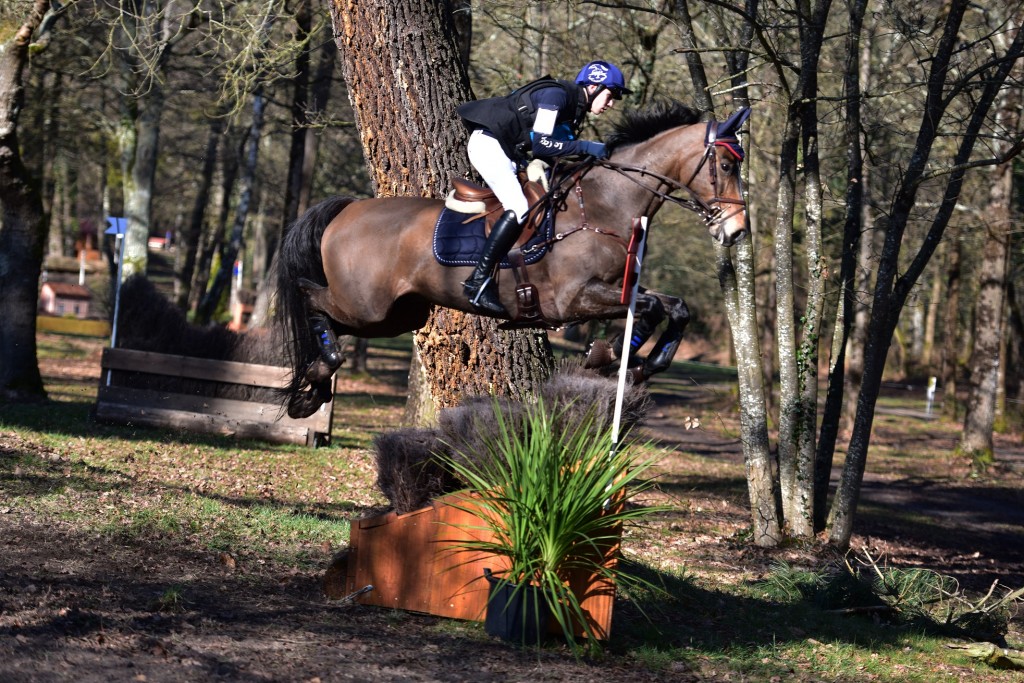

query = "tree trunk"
[329,0,553,423]
[689,0,779,545]
[0,0,52,400]
[939,224,963,419]
[766,0,832,539]
[190,128,242,316]
[281,0,312,243]
[119,77,164,279]
[298,36,337,216]
[828,0,1021,547]
[197,90,265,325]
[788,0,832,537]
[175,117,223,309]
[961,110,1015,456]
[815,0,868,531]
[921,264,942,370]
[1007,278,1024,402]
[718,241,781,547]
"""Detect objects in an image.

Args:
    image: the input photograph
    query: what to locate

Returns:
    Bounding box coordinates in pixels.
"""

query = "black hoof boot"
[310,314,342,369]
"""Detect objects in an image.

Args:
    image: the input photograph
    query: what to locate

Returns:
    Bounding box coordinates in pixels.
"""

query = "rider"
[457,60,632,317]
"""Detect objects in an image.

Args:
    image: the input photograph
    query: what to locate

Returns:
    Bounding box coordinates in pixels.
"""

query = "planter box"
[345,493,617,639]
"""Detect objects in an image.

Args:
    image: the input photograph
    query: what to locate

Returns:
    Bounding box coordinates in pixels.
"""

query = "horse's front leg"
[608,287,667,368]
[640,292,691,378]
[571,283,665,375]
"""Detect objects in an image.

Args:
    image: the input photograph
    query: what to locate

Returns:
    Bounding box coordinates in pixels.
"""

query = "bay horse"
[276,101,750,418]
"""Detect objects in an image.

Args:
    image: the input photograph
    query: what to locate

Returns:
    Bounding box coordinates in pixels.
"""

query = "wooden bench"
[95,347,334,447]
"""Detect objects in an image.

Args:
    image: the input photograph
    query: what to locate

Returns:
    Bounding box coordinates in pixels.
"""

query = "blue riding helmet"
[575,60,634,97]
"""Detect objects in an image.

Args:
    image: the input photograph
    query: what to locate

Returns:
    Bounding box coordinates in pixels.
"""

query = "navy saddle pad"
[432,208,553,268]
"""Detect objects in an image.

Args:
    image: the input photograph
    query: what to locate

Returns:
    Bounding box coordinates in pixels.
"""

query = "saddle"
[444,172,557,330]
[447,174,548,248]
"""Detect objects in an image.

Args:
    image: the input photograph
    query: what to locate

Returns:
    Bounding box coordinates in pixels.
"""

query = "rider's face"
[589,87,615,115]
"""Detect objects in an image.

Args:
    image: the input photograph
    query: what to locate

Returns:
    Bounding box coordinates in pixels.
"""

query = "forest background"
[0,0,1022,551]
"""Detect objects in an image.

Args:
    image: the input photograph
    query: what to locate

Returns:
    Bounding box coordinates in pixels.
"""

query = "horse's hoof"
[287,389,323,419]
[584,339,614,369]
[628,366,648,385]
[304,359,335,383]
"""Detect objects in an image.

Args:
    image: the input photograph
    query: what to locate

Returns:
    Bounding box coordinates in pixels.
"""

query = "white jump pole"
[104,217,127,387]
[609,216,649,457]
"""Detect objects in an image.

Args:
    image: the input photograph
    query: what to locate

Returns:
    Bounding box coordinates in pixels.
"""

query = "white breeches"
[466,129,529,222]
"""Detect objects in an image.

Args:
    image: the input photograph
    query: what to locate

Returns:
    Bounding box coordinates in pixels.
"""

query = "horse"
[275,101,750,419]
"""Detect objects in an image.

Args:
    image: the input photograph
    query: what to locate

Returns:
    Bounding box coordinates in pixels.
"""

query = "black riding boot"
[463,210,522,317]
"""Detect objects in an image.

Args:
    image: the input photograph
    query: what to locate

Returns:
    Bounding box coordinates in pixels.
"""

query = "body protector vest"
[458,77,589,164]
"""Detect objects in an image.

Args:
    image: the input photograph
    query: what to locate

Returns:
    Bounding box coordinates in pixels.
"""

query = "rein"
[598,143,746,227]
[519,129,747,255]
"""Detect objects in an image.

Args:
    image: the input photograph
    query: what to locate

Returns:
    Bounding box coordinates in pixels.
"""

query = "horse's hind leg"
[304,332,357,382]
[302,280,344,372]
[641,293,690,378]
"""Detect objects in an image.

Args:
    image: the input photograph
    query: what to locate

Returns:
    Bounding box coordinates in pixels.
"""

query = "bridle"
[519,118,748,252]
[595,121,747,228]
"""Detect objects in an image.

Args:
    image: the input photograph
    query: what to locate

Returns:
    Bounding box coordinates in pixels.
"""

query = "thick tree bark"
[0,0,52,400]
[329,0,553,423]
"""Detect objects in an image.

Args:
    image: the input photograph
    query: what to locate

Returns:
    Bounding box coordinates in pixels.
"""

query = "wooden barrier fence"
[95,347,334,447]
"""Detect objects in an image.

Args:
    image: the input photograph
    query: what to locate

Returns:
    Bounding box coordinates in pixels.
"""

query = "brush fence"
[95,347,334,447]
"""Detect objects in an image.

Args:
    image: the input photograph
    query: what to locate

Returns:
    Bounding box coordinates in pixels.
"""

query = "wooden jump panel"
[96,348,333,447]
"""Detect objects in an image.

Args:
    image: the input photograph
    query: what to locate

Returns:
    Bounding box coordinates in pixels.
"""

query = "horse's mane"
[605,100,700,152]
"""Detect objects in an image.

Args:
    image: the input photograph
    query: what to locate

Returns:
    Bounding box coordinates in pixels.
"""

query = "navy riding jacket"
[458,77,591,163]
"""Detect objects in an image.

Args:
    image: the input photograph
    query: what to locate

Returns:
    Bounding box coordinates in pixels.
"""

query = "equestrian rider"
[457,60,632,317]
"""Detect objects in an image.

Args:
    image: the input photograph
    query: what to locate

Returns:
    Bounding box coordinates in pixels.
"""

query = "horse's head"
[683,108,750,248]
[603,103,750,247]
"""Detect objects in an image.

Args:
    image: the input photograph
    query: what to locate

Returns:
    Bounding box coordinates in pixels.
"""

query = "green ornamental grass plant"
[440,396,667,651]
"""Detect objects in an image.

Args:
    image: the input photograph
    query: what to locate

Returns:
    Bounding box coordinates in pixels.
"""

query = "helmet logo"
[584,62,611,84]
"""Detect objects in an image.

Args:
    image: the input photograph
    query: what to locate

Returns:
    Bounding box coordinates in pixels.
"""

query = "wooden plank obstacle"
[95,347,334,447]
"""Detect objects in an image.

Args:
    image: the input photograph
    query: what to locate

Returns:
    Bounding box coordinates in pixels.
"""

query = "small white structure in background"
[38,282,93,318]
[926,376,937,415]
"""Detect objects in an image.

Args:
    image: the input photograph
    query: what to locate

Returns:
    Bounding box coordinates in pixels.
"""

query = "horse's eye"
[721,160,735,174]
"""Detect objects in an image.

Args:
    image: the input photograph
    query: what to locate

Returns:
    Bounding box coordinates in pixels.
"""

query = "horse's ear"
[717,107,751,138]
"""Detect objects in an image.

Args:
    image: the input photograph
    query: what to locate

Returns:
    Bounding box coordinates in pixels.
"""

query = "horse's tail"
[275,196,354,399]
